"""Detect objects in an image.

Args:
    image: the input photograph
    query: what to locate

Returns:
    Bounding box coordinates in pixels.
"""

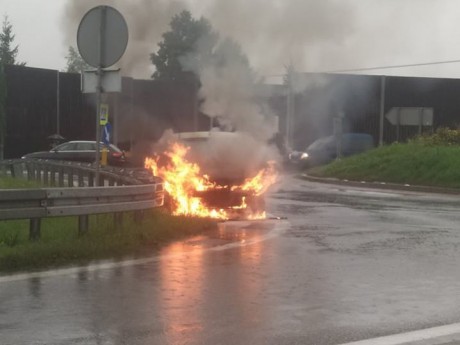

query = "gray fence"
[0,159,164,240]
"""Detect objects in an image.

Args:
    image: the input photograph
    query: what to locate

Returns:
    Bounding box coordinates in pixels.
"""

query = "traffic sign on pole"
[77,6,128,68]
[100,104,109,125]
[102,123,111,144]
[77,5,128,186]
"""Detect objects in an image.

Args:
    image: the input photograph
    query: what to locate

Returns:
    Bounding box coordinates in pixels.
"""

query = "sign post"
[77,5,128,186]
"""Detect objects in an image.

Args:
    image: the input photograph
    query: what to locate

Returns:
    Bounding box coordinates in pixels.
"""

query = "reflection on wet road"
[3,176,460,344]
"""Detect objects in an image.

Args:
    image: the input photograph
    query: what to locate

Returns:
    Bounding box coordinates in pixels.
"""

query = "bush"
[412,127,460,146]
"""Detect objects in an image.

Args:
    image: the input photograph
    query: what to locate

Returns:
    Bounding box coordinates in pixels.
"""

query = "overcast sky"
[3,0,460,80]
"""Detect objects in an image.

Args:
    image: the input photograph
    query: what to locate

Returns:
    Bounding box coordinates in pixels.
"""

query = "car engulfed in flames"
[144,132,278,220]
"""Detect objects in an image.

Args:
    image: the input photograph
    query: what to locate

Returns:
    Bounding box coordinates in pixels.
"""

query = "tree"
[0,15,23,159]
[65,46,90,73]
[151,10,218,81]
[0,16,25,66]
[0,64,6,160]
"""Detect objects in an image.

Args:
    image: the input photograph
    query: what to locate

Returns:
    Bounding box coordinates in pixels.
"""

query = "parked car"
[289,133,374,167]
[21,141,126,166]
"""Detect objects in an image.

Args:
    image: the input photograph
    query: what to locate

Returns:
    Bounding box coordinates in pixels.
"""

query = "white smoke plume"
[63,0,357,173]
[63,0,355,78]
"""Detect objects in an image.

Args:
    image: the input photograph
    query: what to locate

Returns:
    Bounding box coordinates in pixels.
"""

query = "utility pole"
[379,75,386,146]
[286,65,295,149]
[56,70,60,135]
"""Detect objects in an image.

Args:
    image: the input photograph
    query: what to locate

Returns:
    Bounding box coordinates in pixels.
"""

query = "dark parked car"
[289,133,374,167]
[22,141,126,166]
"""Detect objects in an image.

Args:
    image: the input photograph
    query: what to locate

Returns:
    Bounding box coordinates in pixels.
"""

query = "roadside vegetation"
[309,128,460,188]
[0,210,216,273]
[0,177,216,273]
[0,176,41,188]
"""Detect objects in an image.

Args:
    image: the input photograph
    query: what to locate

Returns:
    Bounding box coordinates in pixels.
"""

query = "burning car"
[144,130,279,220]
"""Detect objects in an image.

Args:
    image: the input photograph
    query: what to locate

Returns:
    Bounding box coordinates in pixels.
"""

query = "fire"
[144,142,277,220]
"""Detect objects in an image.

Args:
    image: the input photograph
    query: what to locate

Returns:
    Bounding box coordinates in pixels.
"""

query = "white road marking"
[0,220,288,284]
[340,323,460,345]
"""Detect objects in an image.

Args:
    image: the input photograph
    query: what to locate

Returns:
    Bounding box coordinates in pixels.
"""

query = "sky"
[3,0,460,80]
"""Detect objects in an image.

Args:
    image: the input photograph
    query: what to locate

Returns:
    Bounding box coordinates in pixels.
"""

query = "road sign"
[77,5,128,186]
[385,107,433,126]
[82,69,121,93]
[102,123,111,144]
[100,104,109,125]
[77,6,128,68]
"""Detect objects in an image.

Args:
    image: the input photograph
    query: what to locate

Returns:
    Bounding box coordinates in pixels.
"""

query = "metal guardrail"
[0,159,164,240]
[0,158,157,186]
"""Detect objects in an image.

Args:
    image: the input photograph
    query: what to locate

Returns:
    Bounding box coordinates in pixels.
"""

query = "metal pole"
[379,75,386,146]
[286,71,293,149]
[418,108,423,136]
[113,93,119,146]
[129,77,134,150]
[95,6,107,186]
[56,70,60,135]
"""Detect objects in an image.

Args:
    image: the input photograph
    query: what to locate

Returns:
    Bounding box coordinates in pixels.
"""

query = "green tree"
[0,16,25,66]
[0,64,6,160]
[0,15,23,159]
[65,46,90,73]
[151,10,218,81]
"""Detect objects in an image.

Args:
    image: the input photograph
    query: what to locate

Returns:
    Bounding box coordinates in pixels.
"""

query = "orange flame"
[144,142,277,220]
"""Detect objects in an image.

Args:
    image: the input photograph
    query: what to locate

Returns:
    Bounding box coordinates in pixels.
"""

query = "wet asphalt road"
[3,176,460,344]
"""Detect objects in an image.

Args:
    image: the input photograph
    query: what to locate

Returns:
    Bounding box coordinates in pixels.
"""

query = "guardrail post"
[43,166,49,185]
[78,215,89,236]
[27,162,34,180]
[11,163,20,178]
[78,171,84,187]
[114,212,123,229]
[88,173,94,187]
[35,164,42,183]
[68,169,74,187]
[29,218,41,241]
[50,167,56,186]
[134,210,144,224]
[58,168,64,187]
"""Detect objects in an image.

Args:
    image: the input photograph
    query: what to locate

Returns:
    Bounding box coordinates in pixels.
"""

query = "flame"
[144,142,277,220]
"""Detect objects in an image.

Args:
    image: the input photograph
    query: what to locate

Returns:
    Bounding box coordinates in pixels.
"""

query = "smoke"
[63,0,355,78]
[63,0,359,173]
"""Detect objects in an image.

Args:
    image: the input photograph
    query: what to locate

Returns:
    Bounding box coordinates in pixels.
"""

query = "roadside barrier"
[0,159,164,240]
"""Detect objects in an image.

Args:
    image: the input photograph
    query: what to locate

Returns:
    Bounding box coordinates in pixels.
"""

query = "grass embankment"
[0,177,216,273]
[0,211,216,273]
[310,142,460,188]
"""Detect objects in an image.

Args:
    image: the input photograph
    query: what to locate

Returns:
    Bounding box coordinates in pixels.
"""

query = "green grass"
[0,210,216,273]
[0,176,42,188]
[0,177,216,273]
[309,143,460,188]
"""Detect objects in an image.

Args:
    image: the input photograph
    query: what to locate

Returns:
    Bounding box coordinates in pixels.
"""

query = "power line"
[325,59,460,73]
[265,58,460,77]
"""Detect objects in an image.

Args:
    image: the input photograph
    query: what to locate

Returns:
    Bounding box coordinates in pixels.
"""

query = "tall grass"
[310,142,460,188]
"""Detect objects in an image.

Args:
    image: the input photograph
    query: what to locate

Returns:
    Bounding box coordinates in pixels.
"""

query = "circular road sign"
[77,6,128,68]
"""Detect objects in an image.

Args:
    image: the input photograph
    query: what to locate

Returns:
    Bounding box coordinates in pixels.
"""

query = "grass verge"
[0,176,42,189]
[0,210,217,273]
[0,177,216,273]
[309,143,460,188]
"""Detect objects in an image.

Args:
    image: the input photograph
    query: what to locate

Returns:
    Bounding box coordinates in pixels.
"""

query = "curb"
[300,173,460,196]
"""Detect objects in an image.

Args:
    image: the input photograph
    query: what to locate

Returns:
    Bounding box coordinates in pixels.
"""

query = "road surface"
[2,176,460,345]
